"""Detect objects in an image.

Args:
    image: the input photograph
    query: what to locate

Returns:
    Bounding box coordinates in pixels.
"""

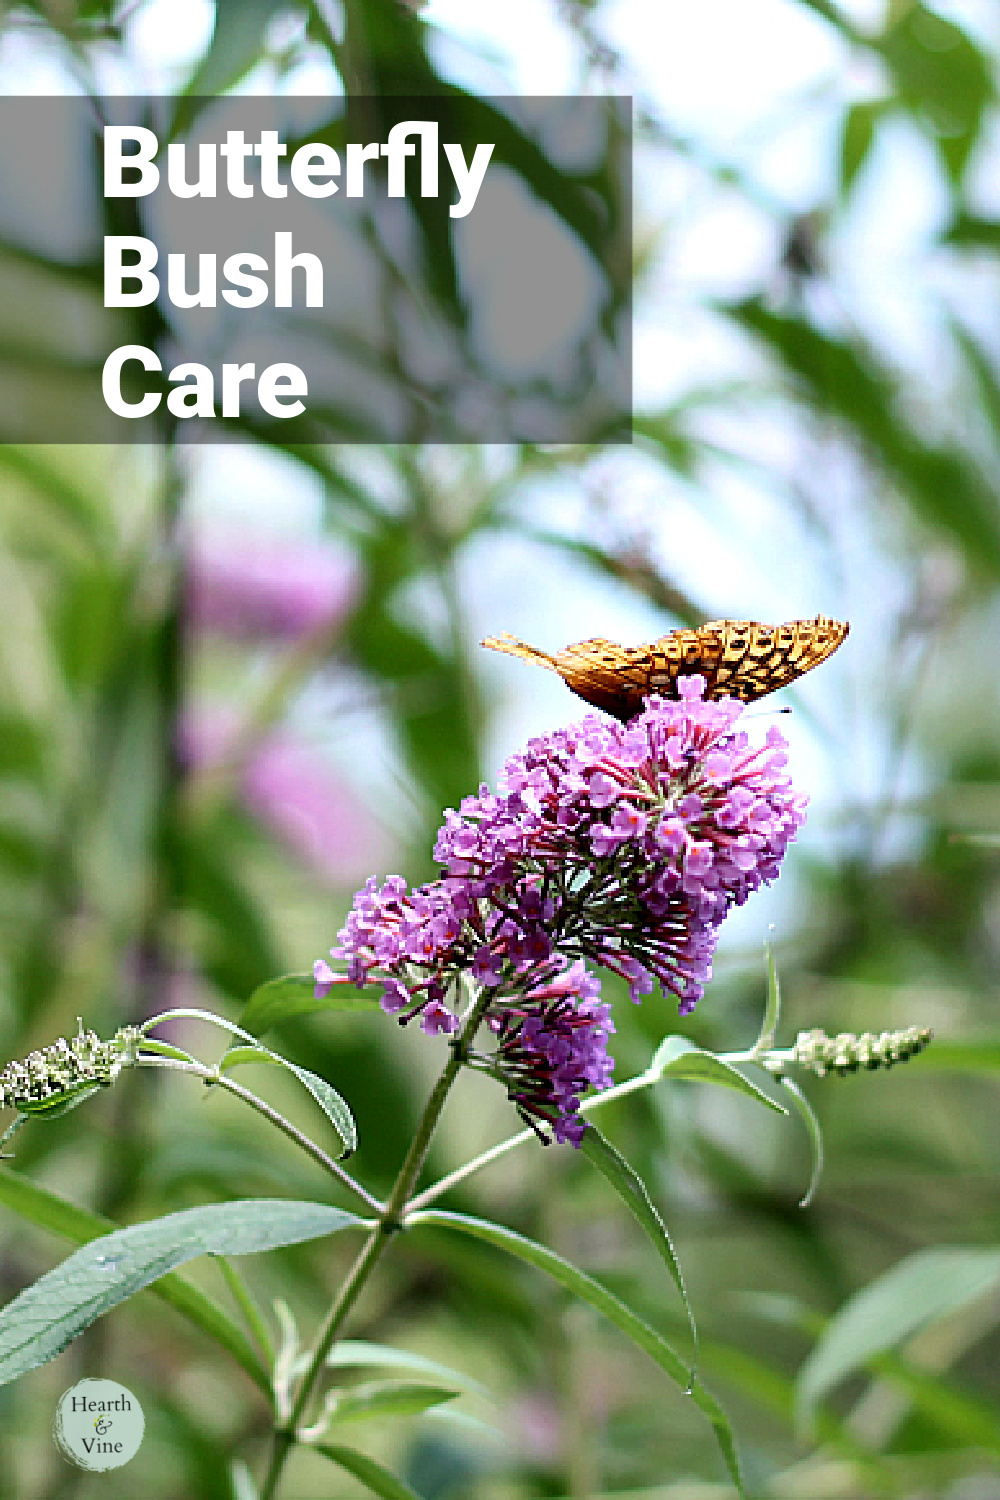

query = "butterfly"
[481,615,848,723]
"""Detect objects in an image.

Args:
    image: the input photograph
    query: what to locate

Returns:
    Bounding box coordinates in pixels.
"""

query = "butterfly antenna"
[743,704,793,721]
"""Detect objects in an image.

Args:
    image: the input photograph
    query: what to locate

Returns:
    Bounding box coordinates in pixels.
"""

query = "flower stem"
[134,1055,381,1213]
[259,981,493,1500]
[405,1047,772,1213]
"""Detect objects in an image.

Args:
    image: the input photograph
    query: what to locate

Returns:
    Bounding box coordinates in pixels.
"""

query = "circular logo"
[53,1379,144,1471]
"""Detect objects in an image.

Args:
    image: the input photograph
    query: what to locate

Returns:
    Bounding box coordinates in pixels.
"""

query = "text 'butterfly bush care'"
[315,677,807,1144]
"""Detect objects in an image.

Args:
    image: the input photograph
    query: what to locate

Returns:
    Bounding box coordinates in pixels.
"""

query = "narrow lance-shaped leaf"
[756,941,782,1053]
[239,973,380,1036]
[176,0,288,120]
[652,1035,787,1114]
[144,1007,357,1157]
[728,299,1000,577]
[841,99,885,197]
[314,1443,422,1500]
[324,1380,459,1426]
[780,1076,824,1209]
[324,1340,487,1396]
[578,1126,697,1375]
[797,1247,1000,1429]
[0,1198,363,1387]
[0,1170,269,1393]
[408,1209,745,1496]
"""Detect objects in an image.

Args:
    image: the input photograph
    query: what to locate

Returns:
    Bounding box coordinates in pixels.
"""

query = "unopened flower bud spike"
[0,1020,143,1154]
[783,1026,934,1078]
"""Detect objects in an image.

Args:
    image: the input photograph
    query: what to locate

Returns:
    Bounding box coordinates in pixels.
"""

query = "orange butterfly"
[481,616,848,723]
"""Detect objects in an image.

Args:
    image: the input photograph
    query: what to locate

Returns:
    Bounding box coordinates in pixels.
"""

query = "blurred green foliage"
[1,0,1000,1497]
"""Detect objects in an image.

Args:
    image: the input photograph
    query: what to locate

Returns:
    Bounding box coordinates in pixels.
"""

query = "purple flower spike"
[315,675,806,1142]
[433,676,806,1016]
[489,960,615,1146]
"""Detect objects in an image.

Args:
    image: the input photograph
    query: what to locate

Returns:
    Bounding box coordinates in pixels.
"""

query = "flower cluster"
[0,1022,136,1115]
[433,678,806,1012]
[790,1026,933,1077]
[315,875,474,1036]
[187,529,356,642]
[315,677,806,1143]
[486,962,615,1145]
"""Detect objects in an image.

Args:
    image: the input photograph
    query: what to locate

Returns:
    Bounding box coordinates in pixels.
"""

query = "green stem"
[260,1226,383,1499]
[259,981,493,1500]
[405,1046,784,1214]
[134,1056,381,1213]
[216,1257,275,1363]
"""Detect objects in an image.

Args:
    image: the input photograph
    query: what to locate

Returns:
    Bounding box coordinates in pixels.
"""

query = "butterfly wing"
[482,616,848,720]
[480,632,652,718]
[655,616,849,703]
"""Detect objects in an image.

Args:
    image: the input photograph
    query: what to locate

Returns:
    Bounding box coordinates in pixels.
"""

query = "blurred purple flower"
[187,530,357,641]
[242,734,389,885]
[181,711,388,886]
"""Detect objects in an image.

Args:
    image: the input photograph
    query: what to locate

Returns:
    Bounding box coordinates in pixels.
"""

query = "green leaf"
[841,99,885,196]
[578,1127,696,1367]
[326,1340,486,1397]
[409,1209,744,1495]
[239,974,379,1038]
[0,1171,268,1393]
[651,1036,787,1114]
[870,1349,1000,1455]
[944,213,1000,252]
[219,1046,282,1071]
[798,1247,1000,1426]
[876,3,992,183]
[756,942,782,1053]
[779,1076,824,1208]
[326,1380,459,1425]
[314,1443,422,1500]
[953,323,1000,444]
[795,0,860,38]
[14,1082,109,1120]
[181,0,286,101]
[0,712,46,782]
[0,446,108,550]
[0,1190,359,1387]
[146,1007,357,1157]
[744,1286,1000,1455]
[728,300,1000,578]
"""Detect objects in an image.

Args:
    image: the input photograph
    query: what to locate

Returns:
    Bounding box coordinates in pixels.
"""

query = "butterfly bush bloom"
[315,676,806,1142]
[179,712,390,886]
[187,530,357,641]
[433,677,806,1012]
[486,962,615,1145]
[0,1023,136,1114]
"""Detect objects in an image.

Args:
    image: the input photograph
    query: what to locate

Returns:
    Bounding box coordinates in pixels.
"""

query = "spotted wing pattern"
[481,616,848,722]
